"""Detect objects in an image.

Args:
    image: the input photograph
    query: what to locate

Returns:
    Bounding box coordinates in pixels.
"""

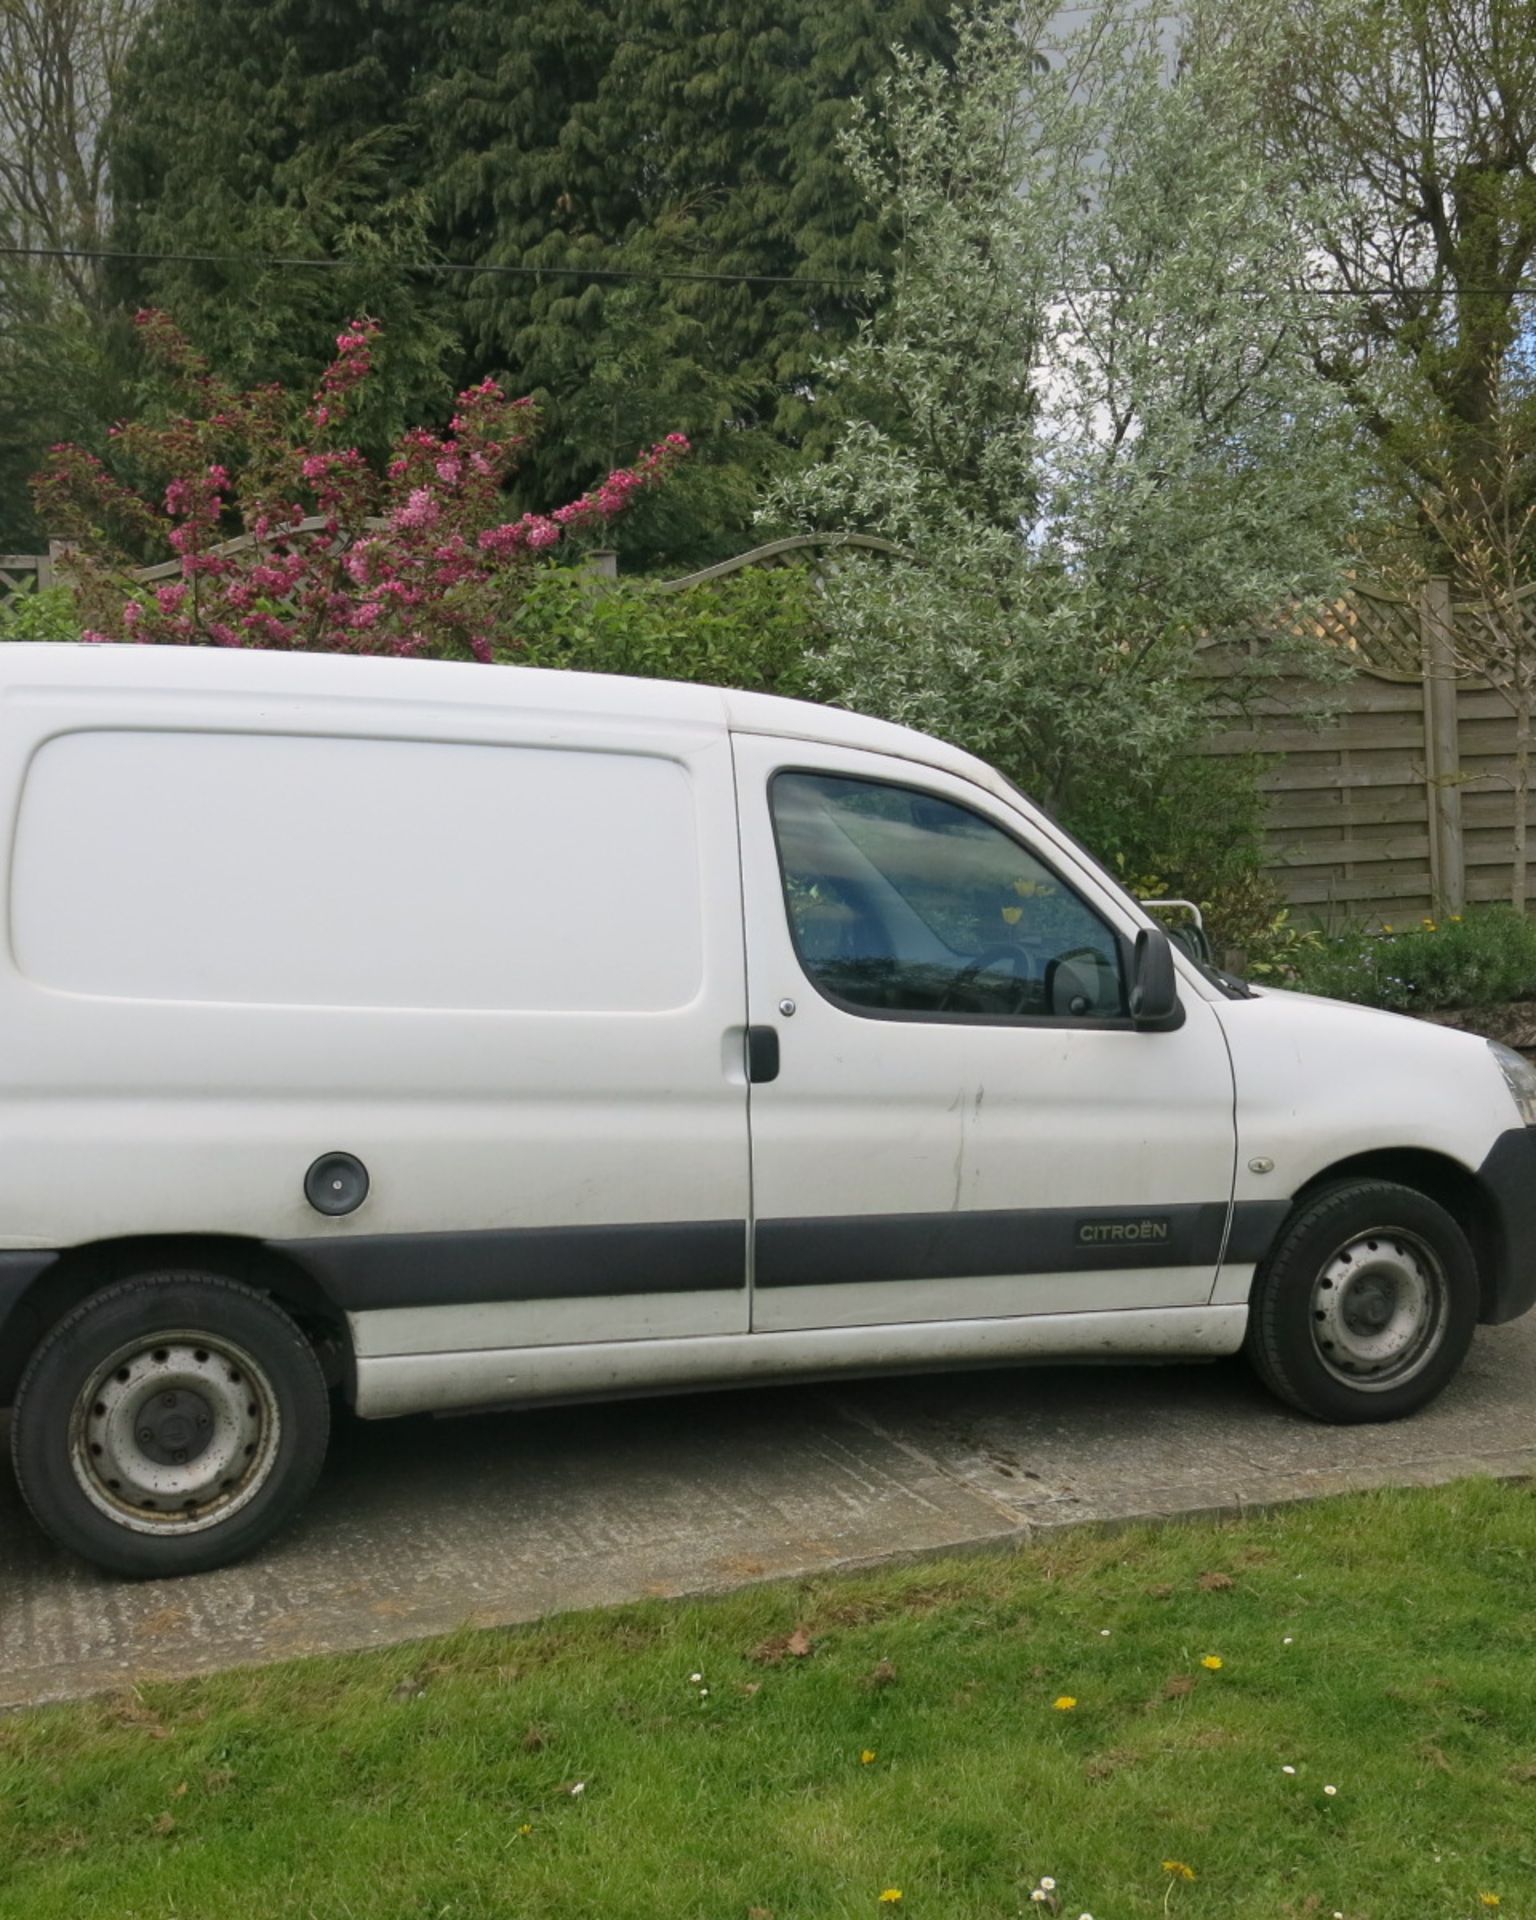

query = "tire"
[1245,1179,1478,1424]
[11,1272,329,1577]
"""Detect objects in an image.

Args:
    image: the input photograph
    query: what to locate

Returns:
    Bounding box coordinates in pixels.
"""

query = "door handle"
[746,1025,780,1084]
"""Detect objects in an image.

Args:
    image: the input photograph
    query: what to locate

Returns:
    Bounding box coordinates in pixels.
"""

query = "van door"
[732,736,1239,1334]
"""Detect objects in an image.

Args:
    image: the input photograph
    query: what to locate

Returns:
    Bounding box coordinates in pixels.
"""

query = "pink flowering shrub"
[34,311,689,661]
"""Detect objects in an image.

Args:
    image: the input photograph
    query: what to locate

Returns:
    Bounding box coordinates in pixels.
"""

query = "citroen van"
[0,643,1531,1576]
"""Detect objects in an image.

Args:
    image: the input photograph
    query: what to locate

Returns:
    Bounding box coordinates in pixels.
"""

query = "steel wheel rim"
[68,1330,281,1536]
[1309,1227,1449,1392]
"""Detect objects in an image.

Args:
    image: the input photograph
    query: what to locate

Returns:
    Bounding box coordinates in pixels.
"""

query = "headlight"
[1489,1041,1536,1126]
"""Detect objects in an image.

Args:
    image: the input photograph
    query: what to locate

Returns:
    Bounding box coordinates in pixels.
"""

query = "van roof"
[0,642,1013,800]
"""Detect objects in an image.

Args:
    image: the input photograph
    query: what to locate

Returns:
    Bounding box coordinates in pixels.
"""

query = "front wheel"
[1244,1179,1478,1423]
[11,1273,329,1577]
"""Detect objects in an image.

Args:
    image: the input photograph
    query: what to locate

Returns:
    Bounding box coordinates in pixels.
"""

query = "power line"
[8,242,1536,299]
[0,244,861,292]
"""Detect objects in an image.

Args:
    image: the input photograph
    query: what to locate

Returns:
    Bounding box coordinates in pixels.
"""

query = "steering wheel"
[937,943,1034,1014]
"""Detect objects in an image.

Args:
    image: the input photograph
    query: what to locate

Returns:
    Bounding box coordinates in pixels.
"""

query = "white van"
[0,643,1532,1576]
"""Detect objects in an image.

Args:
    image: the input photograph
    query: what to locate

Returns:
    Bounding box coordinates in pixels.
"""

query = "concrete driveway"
[3,1319,1534,1710]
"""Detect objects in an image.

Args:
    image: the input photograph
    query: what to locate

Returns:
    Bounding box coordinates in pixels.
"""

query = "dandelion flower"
[1031,1893,1047,1905]
[570,1781,586,1797]
[689,1672,702,1683]
[1201,1655,1223,1670]
[1323,1784,1337,1797]
[1054,1695,1078,1711]
[1162,1861,1197,1881]
[1100,1629,1111,1636]
[878,1891,903,1905]
[861,1750,878,1765]
[1282,1765,1296,1775]
[1039,1879,1056,1892]
[517,1823,533,1837]
[1480,1897,1500,1909]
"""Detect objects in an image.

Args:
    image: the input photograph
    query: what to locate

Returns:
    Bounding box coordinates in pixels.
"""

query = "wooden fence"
[1199,578,1534,927]
[0,544,62,608]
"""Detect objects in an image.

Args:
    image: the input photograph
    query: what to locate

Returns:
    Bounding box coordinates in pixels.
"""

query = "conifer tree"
[104,0,959,564]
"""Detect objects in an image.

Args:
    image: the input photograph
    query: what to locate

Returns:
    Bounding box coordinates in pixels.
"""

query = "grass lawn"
[2,1480,1534,1920]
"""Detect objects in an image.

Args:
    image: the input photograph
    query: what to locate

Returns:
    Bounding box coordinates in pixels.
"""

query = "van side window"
[770,772,1125,1021]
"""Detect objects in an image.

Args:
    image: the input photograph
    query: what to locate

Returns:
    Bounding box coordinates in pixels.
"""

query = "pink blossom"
[391,487,440,532]
[156,582,188,613]
[436,456,463,486]
[478,523,525,558]
[241,611,289,645]
[121,600,143,628]
[523,516,560,550]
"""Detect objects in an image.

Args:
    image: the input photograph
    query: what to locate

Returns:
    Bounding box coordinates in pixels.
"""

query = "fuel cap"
[304,1151,370,1217]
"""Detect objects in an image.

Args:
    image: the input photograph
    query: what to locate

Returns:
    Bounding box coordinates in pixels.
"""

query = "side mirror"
[1129,926,1180,1026]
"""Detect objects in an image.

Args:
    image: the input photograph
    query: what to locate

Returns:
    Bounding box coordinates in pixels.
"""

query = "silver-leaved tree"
[770,1,1366,853]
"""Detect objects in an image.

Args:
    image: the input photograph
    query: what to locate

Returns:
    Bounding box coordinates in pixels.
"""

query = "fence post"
[1420,575,1466,916]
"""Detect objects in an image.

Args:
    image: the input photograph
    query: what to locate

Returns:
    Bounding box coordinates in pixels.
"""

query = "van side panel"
[0,679,752,1356]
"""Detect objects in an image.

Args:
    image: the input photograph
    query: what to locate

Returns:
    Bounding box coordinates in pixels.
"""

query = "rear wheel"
[11,1273,329,1577]
[1244,1179,1478,1423]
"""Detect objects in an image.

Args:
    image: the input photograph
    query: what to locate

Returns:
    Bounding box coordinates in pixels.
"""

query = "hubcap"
[69,1332,281,1536]
[1310,1229,1448,1391]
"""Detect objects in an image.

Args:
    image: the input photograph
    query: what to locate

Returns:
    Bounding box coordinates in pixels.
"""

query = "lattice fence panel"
[0,556,48,615]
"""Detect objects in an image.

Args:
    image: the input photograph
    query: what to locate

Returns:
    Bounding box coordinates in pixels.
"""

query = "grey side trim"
[0,1252,62,1404]
[1475,1127,1536,1323]
[755,1201,1286,1289]
[0,1250,59,1307]
[1225,1199,1292,1266]
[279,1199,1289,1316]
[285,1221,747,1312]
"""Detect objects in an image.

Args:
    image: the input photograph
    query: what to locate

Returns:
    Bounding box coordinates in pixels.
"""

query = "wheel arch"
[0,1235,354,1409]
[1286,1148,1499,1322]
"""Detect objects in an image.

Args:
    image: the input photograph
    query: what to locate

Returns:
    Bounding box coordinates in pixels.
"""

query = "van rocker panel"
[351,1305,1252,1419]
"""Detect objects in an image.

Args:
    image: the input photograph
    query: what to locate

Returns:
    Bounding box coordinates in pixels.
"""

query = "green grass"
[3,1481,1535,1920]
